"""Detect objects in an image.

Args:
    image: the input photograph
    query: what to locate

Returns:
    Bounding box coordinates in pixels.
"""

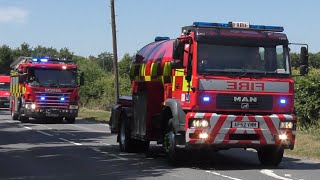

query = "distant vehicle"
[9,57,84,123]
[110,21,308,166]
[0,75,10,108]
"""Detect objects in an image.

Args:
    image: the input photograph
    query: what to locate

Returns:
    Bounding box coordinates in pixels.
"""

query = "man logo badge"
[241,103,249,109]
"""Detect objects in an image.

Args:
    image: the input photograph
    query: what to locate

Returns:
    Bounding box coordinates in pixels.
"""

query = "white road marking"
[67,124,107,133]
[98,151,128,160]
[205,171,243,180]
[284,174,292,177]
[58,138,82,146]
[36,124,53,130]
[36,130,54,137]
[23,126,32,130]
[99,142,111,146]
[5,120,15,123]
[260,169,293,180]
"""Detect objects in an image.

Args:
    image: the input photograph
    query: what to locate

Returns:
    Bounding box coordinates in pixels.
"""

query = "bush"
[294,68,320,127]
[77,57,132,110]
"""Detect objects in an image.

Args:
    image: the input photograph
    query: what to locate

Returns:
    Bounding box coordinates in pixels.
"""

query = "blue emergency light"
[60,97,65,101]
[280,99,286,104]
[32,58,49,62]
[40,97,45,101]
[40,58,48,62]
[202,96,210,102]
[193,22,284,32]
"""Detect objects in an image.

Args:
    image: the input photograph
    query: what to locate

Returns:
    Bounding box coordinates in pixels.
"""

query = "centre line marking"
[205,171,243,180]
[59,138,82,146]
[260,169,293,180]
[36,130,54,137]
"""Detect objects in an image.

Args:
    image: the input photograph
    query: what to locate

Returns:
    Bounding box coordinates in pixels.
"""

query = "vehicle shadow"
[144,146,320,171]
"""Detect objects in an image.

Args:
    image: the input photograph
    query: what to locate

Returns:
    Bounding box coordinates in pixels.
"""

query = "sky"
[0,0,319,59]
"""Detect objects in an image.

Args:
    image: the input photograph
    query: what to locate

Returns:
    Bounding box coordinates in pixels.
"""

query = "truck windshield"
[0,82,10,90]
[197,44,290,77]
[28,68,77,88]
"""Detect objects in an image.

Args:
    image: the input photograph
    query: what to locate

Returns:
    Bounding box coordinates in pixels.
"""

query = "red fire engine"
[0,75,10,108]
[10,56,84,123]
[110,21,308,166]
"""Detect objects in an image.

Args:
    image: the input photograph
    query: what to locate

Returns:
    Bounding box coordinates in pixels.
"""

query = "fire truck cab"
[0,75,10,109]
[10,57,84,123]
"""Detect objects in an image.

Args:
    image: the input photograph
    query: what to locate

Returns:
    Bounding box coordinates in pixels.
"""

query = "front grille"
[216,94,273,110]
[35,92,70,109]
[229,134,260,140]
[0,97,9,101]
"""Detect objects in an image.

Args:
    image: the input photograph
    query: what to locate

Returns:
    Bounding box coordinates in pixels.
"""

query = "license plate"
[46,113,59,117]
[232,122,259,128]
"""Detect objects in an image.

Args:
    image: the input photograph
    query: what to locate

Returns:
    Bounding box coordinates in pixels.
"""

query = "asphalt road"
[0,109,319,180]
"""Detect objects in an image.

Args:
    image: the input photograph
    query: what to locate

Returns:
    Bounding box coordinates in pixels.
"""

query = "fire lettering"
[226,81,265,91]
[227,81,237,90]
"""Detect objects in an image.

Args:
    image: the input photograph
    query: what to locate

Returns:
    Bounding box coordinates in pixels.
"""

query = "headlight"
[280,121,295,129]
[31,104,36,109]
[190,119,209,128]
[69,105,78,110]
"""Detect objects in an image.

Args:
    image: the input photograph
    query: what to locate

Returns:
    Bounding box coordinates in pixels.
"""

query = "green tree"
[96,52,113,72]
[13,42,32,57]
[119,53,133,76]
[59,47,74,60]
[0,45,13,74]
[32,45,59,58]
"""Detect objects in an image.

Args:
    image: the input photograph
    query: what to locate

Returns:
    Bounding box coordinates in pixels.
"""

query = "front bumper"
[185,113,296,150]
[24,108,78,118]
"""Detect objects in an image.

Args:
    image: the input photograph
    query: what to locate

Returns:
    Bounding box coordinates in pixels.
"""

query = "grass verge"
[78,108,110,123]
[285,130,320,160]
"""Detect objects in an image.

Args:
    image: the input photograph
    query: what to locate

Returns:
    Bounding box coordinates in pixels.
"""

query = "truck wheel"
[119,116,134,152]
[66,117,75,124]
[164,129,183,164]
[11,111,19,120]
[19,116,29,123]
[258,146,284,167]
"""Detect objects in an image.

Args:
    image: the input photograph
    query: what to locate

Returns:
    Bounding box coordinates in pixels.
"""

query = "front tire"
[66,117,75,124]
[19,115,29,123]
[258,146,284,167]
[164,129,184,164]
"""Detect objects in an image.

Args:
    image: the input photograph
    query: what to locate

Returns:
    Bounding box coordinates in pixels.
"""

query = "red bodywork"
[115,24,296,150]
[10,57,80,119]
[0,76,10,108]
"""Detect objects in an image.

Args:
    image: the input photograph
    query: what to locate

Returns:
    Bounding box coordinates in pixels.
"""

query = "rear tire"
[66,117,75,124]
[119,114,134,152]
[11,111,19,120]
[258,146,284,167]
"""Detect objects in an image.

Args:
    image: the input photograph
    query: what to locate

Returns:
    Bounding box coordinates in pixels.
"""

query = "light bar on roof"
[193,21,284,32]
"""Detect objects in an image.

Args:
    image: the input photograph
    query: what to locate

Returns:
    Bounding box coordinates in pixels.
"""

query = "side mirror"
[172,39,184,60]
[18,74,26,83]
[300,47,308,66]
[299,47,308,76]
[171,60,184,69]
[80,72,85,86]
[299,65,308,76]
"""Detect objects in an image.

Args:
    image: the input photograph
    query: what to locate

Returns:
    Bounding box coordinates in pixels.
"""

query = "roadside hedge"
[294,69,320,127]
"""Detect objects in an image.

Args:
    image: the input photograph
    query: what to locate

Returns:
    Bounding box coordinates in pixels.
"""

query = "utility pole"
[110,0,119,102]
